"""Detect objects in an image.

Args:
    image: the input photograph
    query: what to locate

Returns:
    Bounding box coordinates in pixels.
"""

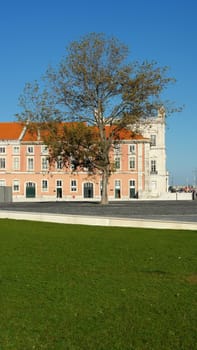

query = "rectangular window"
[56,180,62,187]
[129,180,135,187]
[42,180,48,192]
[41,145,48,154]
[41,157,49,170]
[0,180,6,186]
[71,179,77,192]
[57,157,63,169]
[13,180,20,192]
[13,157,20,170]
[114,143,121,154]
[0,147,6,153]
[27,158,34,171]
[129,144,136,154]
[13,146,20,154]
[150,135,156,147]
[27,146,34,154]
[129,156,136,169]
[151,160,157,174]
[114,157,120,170]
[0,158,6,169]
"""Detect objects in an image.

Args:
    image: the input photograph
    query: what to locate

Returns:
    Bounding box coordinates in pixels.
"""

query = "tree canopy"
[17,32,178,204]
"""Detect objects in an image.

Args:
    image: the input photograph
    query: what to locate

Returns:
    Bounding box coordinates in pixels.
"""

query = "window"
[27,157,34,171]
[13,157,20,170]
[129,156,136,169]
[41,157,49,170]
[41,145,48,154]
[56,180,62,187]
[150,134,156,147]
[129,144,136,154]
[27,146,34,154]
[56,180,63,198]
[13,146,20,154]
[115,180,121,198]
[114,143,121,153]
[129,180,135,187]
[0,147,6,153]
[71,179,77,192]
[151,160,157,174]
[42,180,48,192]
[0,158,6,169]
[0,180,5,186]
[13,180,20,192]
[114,157,120,170]
[57,157,63,169]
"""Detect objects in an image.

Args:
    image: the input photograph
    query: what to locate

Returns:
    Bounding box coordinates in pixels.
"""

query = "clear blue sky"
[0,0,196,186]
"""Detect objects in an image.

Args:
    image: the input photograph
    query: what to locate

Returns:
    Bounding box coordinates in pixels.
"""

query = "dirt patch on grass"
[186,274,197,284]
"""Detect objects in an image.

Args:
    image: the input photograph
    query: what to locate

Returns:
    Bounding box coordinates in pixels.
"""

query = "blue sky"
[0,0,196,185]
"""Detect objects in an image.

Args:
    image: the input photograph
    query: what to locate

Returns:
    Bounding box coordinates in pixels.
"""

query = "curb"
[0,210,196,231]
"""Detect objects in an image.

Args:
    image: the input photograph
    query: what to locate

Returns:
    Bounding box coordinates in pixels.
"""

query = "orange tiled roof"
[104,125,145,140]
[0,122,23,140]
[0,122,146,142]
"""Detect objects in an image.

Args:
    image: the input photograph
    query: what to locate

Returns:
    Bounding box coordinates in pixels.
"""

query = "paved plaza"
[0,200,197,225]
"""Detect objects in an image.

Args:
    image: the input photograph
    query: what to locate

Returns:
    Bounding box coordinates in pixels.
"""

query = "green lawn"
[0,219,196,350]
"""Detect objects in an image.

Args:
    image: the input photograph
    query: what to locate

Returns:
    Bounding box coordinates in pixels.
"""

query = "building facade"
[0,113,168,201]
[137,107,169,197]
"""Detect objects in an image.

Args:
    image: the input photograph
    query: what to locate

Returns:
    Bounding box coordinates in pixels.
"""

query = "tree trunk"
[101,169,109,205]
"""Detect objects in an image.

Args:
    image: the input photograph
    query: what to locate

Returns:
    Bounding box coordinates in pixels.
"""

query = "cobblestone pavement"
[0,200,197,224]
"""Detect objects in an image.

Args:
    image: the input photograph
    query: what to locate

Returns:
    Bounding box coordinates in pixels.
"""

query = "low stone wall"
[160,192,192,200]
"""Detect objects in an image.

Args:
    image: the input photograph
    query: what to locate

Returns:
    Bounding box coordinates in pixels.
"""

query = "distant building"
[0,112,168,201]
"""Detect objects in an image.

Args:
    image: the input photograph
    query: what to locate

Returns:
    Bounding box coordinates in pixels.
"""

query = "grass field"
[0,219,196,350]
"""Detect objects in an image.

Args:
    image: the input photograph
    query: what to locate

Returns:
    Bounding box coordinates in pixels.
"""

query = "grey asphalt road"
[0,200,197,224]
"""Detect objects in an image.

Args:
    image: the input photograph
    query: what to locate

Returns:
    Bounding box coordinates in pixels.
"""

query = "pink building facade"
[0,122,151,201]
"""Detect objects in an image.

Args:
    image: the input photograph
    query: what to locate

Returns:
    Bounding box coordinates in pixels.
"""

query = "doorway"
[84,182,93,198]
[26,182,36,198]
[129,180,136,198]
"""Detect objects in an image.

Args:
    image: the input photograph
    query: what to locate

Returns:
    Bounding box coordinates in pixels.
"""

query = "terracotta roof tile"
[0,122,147,142]
[0,122,23,140]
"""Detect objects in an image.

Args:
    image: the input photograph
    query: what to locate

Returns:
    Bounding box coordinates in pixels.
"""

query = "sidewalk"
[0,210,196,231]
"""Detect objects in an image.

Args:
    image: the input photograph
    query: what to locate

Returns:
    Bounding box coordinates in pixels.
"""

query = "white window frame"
[56,180,62,187]
[0,147,6,153]
[129,144,136,154]
[129,156,136,170]
[27,157,34,171]
[114,179,121,199]
[0,179,6,186]
[71,179,77,192]
[151,160,157,174]
[13,180,20,192]
[150,134,156,147]
[41,145,48,154]
[0,158,6,169]
[56,157,63,170]
[41,157,49,171]
[13,146,20,154]
[27,146,34,154]
[13,157,20,170]
[114,156,121,170]
[129,179,136,187]
[114,143,121,154]
[41,179,48,192]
